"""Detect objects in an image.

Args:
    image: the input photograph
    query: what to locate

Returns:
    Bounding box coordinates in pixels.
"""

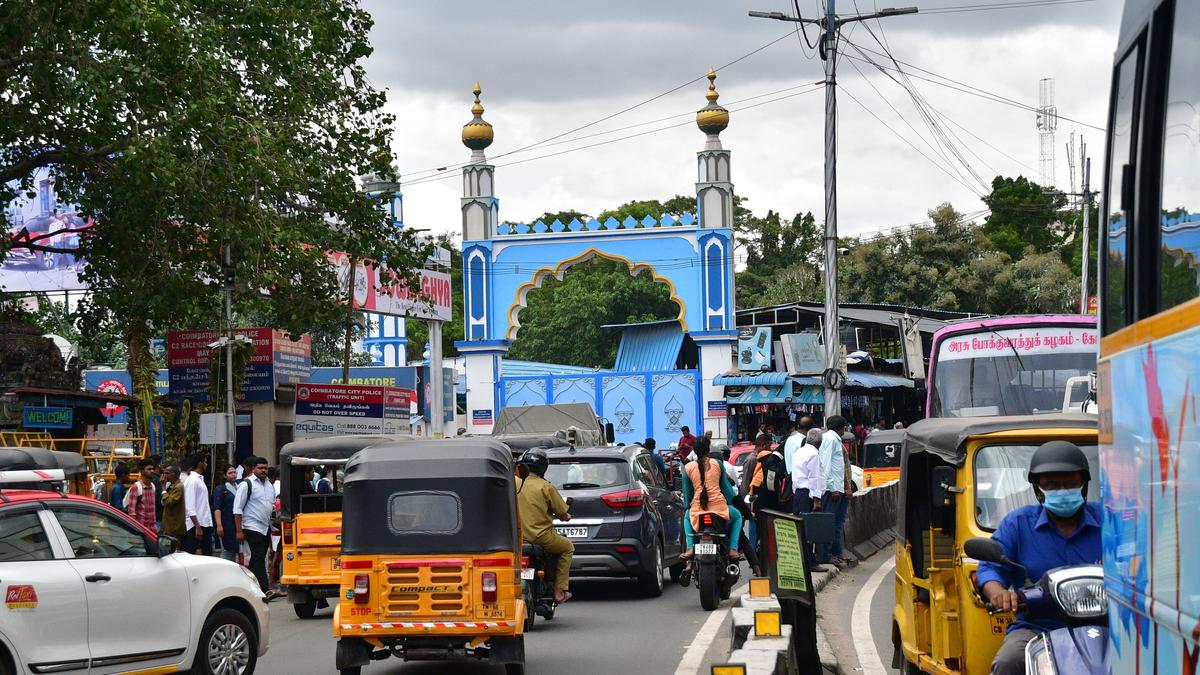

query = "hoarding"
[326,250,452,321]
[2,168,91,292]
[22,406,73,429]
[167,328,312,401]
[83,370,171,425]
[293,383,414,438]
[737,327,773,371]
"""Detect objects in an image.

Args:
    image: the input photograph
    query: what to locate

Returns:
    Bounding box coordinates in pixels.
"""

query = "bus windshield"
[930,325,1097,418]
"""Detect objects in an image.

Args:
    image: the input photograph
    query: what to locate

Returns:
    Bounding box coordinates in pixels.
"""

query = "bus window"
[1104,47,1142,333]
[1158,1,1200,311]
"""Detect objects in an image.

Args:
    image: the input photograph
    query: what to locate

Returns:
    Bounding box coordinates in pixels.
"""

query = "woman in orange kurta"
[681,438,744,559]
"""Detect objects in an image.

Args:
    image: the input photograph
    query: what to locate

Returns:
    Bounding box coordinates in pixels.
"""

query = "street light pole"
[750,3,917,419]
[223,242,236,469]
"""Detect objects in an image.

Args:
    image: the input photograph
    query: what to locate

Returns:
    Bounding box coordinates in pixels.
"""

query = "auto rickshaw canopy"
[862,429,906,469]
[901,414,1098,467]
[278,434,412,519]
[341,439,517,556]
[0,446,88,476]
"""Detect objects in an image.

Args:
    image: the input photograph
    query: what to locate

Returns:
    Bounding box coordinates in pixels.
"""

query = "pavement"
[258,570,752,675]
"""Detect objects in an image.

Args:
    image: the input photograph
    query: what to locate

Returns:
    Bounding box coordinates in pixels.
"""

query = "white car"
[0,475,269,675]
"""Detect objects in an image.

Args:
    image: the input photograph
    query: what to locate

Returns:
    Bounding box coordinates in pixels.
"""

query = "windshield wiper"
[560,482,602,489]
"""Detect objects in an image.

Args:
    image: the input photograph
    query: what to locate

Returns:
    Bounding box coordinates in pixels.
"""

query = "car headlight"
[240,565,264,589]
[1025,634,1056,675]
[1054,577,1107,618]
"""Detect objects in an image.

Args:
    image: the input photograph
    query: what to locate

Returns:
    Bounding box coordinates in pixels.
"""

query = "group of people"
[104,453,304,599]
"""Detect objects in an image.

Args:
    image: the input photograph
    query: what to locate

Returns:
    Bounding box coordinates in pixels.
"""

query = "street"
[259,575,738,675]
[817,548,896,674]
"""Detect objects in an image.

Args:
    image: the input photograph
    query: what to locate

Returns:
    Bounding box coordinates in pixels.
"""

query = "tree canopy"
[2,0,430,410]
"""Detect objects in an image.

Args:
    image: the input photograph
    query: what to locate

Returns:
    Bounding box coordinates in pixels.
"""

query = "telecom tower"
[1036,78,1058,188]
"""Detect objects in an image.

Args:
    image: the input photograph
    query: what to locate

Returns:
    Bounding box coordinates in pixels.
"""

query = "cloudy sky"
[361,0,1122,243]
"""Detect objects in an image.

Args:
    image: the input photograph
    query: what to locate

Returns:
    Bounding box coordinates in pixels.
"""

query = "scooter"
[679,513,740,611]
[964,537,1108,674]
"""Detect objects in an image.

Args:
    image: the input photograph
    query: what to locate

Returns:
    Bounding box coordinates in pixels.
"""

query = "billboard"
[326,250,452,321]
[737,327,773,371]
[2,167,91,292]
[167,328,312,401]
[293,383,414,438]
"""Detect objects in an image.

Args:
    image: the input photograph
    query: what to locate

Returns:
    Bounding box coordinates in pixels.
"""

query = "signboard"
[782,332,824,376]
[148,414,165,457]
[472,409,493,426]
[2,167,91,292]
[22,406,73,429]
[936,326,1098,362]
[306,366,415,389]
[706,400,727,417]
[737,327,773,371]
[167,328,312,401]
[327,251,452,321]
[293,383,414,438]
[898,316,926,380]
[773,518,808,593]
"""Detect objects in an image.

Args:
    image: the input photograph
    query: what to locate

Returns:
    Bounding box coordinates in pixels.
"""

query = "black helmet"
[1027,441,1091,483]
[517,449,549,477]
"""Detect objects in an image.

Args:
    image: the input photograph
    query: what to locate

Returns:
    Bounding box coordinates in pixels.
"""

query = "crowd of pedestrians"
[105,452,290,600]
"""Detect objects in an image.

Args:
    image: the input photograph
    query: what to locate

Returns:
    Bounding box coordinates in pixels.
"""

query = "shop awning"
[726,384,789,405]
[846,373,914,388]
[713,372,790,386]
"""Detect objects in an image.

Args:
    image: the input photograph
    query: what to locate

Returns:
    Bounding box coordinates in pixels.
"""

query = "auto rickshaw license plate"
[332,557,341,570]
[695,543,718,555]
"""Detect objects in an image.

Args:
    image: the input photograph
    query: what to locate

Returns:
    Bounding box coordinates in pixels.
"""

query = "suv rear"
[543,446,685,596]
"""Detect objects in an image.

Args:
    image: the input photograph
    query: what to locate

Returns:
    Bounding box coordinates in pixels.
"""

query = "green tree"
[981,175,1068,260]
[2,0,429,425]
[506,258,679,367]
[736,210,822,305]
[528,210,591,225]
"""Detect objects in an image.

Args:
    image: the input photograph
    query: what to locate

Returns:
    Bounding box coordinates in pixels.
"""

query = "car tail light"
[601,488,644,508]
[481,571,498,603]
[282,522,293,546]
[353,574,370,605]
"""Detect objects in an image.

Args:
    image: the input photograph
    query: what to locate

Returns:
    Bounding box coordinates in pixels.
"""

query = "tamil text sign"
[294,383,414,438]
[167,328,312,401]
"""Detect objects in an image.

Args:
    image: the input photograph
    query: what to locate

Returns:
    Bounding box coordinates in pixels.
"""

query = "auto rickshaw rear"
[333,439,527,675]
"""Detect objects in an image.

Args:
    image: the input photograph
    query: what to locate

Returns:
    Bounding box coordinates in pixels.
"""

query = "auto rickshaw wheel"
[293,595,317,619]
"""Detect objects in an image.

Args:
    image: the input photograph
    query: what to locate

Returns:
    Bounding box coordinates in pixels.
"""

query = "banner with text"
[167,328,312,401]
[294,383,414,438]
[326,251,452,321]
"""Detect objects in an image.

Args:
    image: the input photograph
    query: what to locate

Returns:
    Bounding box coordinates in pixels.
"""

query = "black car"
[542,445,686,597]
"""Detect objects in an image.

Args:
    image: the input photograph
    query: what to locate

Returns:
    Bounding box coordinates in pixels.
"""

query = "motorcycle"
[520,542,558,627]
[679,512,740,611]
[964,537,1108,674]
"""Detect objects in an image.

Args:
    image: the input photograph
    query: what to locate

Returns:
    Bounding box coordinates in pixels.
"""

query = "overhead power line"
[916,0,1095,14]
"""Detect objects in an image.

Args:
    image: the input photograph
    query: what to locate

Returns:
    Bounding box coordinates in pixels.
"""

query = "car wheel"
[637,540,664,598]
[197,608,256,675]
[293,596,317,619]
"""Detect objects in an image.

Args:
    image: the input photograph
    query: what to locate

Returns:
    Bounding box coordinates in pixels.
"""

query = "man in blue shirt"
[976,441,1101,675]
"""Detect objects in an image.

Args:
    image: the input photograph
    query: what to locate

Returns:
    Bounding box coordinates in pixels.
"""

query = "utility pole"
[1079,149,1092,314]
[751,2,917,417]
[223,242,236,469]
[342,257,357,383]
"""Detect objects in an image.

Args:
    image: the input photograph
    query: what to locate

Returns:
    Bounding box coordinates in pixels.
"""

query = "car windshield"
[974,443,1099,530]
[932,328,1096,417]
[545,459,629,490]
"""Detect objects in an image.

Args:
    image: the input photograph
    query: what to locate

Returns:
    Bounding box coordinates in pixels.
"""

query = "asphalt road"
[257,573,739,675]
[817,547,896,674]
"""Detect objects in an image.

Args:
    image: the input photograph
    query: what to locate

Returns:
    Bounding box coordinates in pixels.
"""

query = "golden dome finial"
[462,81,494,152]
[696,67,729,137]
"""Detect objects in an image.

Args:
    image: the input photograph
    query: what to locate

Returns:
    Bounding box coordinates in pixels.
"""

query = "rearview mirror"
[157,535,178,557]
[963,537,1005,563]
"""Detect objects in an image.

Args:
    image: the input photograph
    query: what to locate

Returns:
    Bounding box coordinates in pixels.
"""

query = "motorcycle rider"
[680,437,744,562]
[976,441,1101,675]
[515,449,574,604]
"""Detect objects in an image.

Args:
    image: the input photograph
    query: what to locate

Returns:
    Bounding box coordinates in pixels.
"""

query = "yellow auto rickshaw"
[279,435,411,619]
[333,439,528,675]
[861,428,905,487]
[892,414,1098,675]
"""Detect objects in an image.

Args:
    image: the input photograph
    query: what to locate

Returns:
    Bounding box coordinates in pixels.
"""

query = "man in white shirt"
[181,454,214,556]
[781,422,804,478]
[791,427,828,571]
[817,416,849,564]
[234,456,277,595]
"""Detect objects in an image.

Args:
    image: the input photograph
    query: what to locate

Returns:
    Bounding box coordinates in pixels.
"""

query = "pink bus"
[925,314,1097,418]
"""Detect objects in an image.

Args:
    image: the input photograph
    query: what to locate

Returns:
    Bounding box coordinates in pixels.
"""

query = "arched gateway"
[455,74,738,442]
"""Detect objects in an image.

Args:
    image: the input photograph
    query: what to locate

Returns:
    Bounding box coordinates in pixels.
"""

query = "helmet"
[1027,441,1090,483]
[516,448,549,477]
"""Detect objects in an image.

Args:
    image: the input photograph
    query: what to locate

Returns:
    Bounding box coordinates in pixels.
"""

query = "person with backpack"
[234,456,278,596]
[125,463,157,532]
[746,432,792,565]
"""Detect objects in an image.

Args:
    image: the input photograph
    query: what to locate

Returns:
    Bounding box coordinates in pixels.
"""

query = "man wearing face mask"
[976,441,1101,675]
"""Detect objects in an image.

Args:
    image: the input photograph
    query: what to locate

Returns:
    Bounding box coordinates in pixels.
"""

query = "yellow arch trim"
[506,246,687,341]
